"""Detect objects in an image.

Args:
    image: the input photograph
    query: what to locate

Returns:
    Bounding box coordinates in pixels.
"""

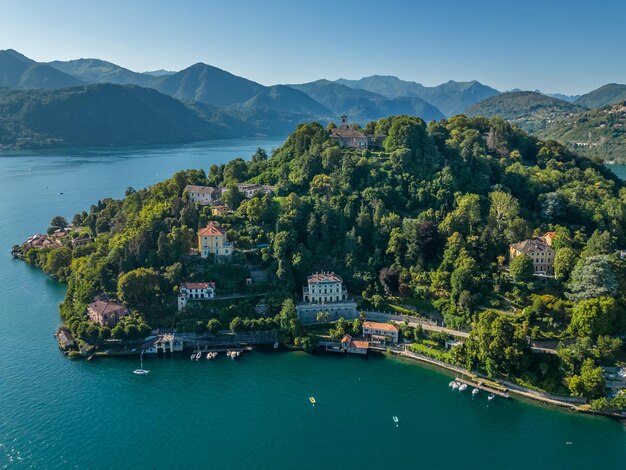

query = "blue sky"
[1,0,624,94]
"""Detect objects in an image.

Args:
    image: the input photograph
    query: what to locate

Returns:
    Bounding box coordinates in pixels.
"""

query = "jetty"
[454,377,510,399]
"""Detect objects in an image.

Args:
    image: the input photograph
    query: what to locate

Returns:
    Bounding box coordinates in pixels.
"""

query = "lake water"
[0,142,625,469]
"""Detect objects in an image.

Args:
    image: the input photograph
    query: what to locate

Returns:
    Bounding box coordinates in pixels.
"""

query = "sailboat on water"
[133,350,150,375]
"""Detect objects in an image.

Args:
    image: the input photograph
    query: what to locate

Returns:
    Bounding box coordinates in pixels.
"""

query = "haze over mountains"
[1,48,626,158]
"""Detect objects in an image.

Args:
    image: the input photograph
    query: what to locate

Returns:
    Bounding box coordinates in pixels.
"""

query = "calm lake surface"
[0,142,625,469]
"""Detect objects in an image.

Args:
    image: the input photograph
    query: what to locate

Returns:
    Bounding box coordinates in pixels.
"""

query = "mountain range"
[1,48,626,156]
[336,75,499,116]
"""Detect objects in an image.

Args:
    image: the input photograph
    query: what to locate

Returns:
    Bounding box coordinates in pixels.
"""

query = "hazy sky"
[1,0,624,94]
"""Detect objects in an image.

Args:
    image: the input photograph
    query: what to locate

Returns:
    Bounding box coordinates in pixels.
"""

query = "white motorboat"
[472,388,480,396]
[273,342,279,349]
[206,352,212,359]
[133,351,150,375]
[488,393,495,401]
[458,384,468,392]
[392,416,399,426]
[190,353,195,360]
[195,351,202,360]
[451,381,460,390]
[449,381,456,387]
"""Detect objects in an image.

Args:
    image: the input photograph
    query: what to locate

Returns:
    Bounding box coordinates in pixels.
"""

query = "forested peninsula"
[14,115,626,413]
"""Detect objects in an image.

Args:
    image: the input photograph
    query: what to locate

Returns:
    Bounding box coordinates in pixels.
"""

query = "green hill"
[538,101,626,163]
[0,84,246,149]
[20,115,626,398]
[575,83,626,109]
[466,91,584,133]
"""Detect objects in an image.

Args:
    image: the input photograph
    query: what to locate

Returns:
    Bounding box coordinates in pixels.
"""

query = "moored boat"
[451,381,460,390]
[458,383,468,392]
[488,393,495,401]
[472,388,480,396]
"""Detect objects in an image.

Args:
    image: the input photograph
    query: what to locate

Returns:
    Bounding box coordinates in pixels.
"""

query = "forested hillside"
[19,116,626,406]
[538,101,626,163]
[466,91,584,133]
[0,84,246,149]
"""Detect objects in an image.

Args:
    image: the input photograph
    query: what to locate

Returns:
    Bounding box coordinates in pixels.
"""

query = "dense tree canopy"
[19,115,626,402]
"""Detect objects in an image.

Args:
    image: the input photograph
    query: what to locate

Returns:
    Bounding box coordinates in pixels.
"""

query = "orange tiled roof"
[363,321,399,333]
[198,222,225,237]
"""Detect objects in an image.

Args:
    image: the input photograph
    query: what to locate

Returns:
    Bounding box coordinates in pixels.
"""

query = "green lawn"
[410,342,452,362]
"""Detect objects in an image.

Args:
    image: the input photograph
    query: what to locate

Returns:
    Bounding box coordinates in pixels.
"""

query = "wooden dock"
[455,377,510,398]
[190,345,253,353]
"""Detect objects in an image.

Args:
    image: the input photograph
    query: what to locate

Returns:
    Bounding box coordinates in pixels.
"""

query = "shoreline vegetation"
[12,115,626,419]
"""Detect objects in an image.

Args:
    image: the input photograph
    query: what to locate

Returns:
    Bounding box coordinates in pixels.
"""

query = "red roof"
[181,282,215,290]
[341,334,353,344]
[363,321,399,333]
[352,340,369,349]
[198,222,225,237]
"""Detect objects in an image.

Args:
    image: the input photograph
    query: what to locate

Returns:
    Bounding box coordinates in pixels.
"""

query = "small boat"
[458,384,468,392]
[273,342,279,349]
[133,351,150,375]
[392,416,399,426]
[206,352,212,359]
[195,351,202,360]
[488,393,495,401]
[448,381,456,387]
[309,397,316,406]
[451,381,460,390]
[226,351,232,358]
[472,388,480,396]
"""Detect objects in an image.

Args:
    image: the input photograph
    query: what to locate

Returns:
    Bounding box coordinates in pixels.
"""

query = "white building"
[178,282,216,311]
[184,185,221,205]
[303,272,348,304]
[142,334,184,354]
[340,335,369,355]
[362,321,399,344]
[296,272,357,323]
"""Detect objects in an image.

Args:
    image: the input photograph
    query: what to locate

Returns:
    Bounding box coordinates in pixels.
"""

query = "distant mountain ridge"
[336,75,500,116]
[48,58,159,88]
[3,48,626,154]
[0,49,85,89]
[288,79,444,123]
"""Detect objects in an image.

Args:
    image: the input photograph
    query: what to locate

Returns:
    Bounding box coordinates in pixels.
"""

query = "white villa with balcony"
[296,271,357,323]
[177,281,216,311]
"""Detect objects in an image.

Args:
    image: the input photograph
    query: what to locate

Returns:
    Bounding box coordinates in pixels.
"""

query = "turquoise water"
[0,143,624,469]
